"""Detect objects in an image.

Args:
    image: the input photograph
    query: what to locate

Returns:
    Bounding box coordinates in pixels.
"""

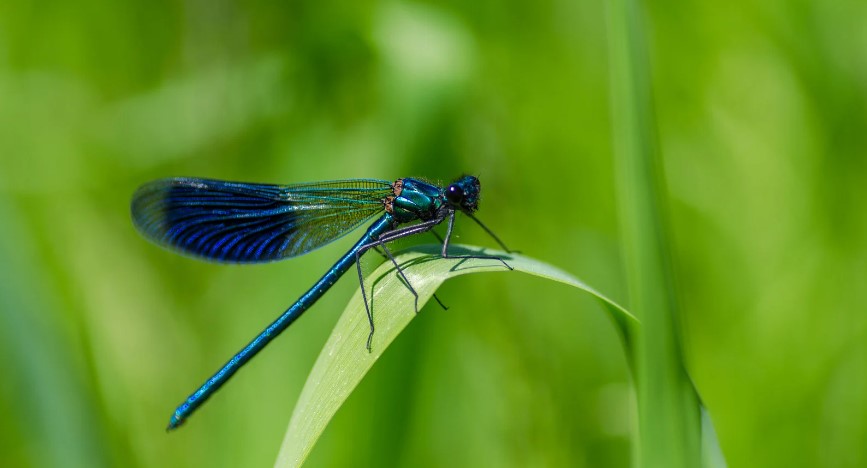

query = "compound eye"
[446,185,464,204]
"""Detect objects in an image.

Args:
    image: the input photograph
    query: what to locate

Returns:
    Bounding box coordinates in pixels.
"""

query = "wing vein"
[131,177,392,263]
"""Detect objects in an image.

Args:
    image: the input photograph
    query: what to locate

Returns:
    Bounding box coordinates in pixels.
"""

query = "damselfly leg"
[356,211,512,350]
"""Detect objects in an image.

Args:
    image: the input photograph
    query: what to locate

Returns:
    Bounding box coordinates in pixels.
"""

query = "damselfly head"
[445,175,481,213]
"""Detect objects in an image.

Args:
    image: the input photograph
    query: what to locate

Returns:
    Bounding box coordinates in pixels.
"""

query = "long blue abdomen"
[167,215,394,429]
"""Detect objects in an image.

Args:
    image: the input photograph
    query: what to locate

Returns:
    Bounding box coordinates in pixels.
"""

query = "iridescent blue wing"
[131,177,393,263]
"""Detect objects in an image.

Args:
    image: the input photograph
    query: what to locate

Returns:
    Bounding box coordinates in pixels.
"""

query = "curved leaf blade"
[274,244,637,468]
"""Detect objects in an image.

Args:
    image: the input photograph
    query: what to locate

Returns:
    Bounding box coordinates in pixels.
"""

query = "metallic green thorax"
[388,178,445,223]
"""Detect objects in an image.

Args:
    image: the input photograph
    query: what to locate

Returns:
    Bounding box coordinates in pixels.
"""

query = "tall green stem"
[606,0,702,466]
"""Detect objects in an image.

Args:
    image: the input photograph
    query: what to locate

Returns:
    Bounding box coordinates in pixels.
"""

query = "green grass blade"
[273,244,638,468]
[606,0,703,465]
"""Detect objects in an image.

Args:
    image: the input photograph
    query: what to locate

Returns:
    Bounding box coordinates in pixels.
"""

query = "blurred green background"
[1,0,865,467]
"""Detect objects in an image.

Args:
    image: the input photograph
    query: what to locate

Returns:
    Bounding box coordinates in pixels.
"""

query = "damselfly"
[131,175,511,429]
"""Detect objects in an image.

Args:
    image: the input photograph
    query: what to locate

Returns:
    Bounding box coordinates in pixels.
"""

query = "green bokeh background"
[1,0,865,467]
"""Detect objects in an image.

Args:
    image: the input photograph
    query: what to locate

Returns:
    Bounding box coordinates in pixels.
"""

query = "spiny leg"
[369,244,423,307]
[423,228,450,309]
[465,212,518,254]
[367,230,448,309]
[375,240,450,311]
[442,211,513,270]
[367,218,451,310]
[358,219,442,310]
[394,229,449,310]
[355,249,376,351]
[355,218,443,350]
[378,240,420,312]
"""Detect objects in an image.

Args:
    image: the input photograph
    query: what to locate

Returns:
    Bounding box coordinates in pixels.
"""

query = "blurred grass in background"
[0,0,865,467]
